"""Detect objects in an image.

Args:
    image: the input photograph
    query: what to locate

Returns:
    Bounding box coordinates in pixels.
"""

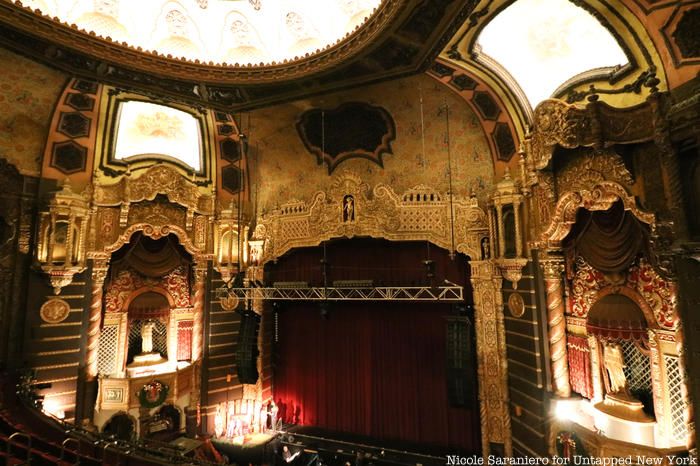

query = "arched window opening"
[113,100,202,171]
[476,0,628,107]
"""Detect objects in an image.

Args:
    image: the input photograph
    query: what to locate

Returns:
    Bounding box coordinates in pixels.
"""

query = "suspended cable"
[444,99,456,260]
[419,84,426,169]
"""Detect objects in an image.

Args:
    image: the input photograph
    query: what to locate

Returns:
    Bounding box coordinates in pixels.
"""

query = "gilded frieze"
[253,171,489,264]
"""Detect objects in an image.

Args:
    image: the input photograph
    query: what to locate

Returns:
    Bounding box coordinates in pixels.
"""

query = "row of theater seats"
[0,408,102,465]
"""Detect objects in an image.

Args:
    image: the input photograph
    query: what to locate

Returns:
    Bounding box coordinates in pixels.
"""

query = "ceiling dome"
[18,0,383,65]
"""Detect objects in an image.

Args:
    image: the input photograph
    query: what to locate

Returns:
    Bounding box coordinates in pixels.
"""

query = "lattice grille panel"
[620,340,651,393]
[98,325,119,375]
[664,355,687,442]
[127,320,167,363]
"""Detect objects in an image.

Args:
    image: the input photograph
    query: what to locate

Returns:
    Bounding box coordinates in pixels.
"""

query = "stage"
[212,432,278,464]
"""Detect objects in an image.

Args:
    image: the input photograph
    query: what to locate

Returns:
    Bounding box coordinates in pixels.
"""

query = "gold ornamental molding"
[541,181,655,246]
[470,260,511,456]
[96,223,206,261]
[93,165,214,229]
[0,0,405,84]
[528,99,655,171]
[39,298,71,324]
[252,171,489,263]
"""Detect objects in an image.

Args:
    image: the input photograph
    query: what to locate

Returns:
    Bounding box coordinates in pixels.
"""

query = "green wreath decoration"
[138,380,169,409]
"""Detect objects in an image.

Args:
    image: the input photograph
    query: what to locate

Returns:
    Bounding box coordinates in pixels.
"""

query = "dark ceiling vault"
[0,0,476,112]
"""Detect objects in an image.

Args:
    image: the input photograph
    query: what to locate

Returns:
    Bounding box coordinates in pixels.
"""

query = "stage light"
[553,399,578,422]
[43,398,65,419]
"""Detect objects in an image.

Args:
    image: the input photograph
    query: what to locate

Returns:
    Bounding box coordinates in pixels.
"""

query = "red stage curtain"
[567,335,594,399]
[273,301,479,452]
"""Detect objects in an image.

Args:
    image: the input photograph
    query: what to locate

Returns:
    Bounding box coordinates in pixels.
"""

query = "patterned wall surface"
[250,73,495,212]
[0,48,66,176]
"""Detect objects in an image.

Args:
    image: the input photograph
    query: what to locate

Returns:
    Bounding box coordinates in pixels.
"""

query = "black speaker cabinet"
[236,310,261,384]
[446,315,476,407]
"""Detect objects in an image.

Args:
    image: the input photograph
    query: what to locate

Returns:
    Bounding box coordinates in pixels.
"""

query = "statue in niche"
[141,320,156,354]
[481,237,490,260]
[343,195,355,222]
[603,341,627,393]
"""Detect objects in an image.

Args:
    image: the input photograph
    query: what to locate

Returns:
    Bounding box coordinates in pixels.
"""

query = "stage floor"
[212,432,277,464]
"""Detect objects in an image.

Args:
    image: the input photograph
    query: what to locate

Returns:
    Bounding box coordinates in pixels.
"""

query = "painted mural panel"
[251,74,495,211]
[0,48,66,176]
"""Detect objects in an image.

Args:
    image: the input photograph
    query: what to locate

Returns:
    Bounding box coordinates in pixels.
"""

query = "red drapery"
[273,301,479,451]
[177,320,193,361]
[567,334,594,399]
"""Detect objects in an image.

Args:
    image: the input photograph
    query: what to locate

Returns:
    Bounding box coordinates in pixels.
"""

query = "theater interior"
[0,0,699,464]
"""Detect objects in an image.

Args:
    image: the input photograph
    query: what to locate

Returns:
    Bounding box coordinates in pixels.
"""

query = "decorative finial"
[503,167,511,180]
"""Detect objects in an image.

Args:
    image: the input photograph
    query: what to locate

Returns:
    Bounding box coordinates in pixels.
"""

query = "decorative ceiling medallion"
[40,298,71,324]
[297,102,396,173]
[507,292,525,318]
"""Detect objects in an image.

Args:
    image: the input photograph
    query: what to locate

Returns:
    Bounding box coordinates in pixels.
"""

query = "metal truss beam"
[219,286,463,302]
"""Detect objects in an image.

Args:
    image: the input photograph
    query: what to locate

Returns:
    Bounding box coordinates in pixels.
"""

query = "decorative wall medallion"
[40,298,71,323]
[297,102,396,173]
[220,294,240,311]
[507,292,525,318]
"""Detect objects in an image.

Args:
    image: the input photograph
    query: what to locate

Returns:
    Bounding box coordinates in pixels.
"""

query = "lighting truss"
[217,285,463,302]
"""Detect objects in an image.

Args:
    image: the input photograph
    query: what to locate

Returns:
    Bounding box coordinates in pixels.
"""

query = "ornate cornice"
[0,0,476,111]
[0,0,402,84]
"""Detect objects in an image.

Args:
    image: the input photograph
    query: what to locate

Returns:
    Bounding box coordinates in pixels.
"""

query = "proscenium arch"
[541,181,655,246]
[440,0,668,133]
[259,231,484,269]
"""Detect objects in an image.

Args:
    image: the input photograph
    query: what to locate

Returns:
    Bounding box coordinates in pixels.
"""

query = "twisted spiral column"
[541,259,571,398]
[191,266,206,362]
[86,262,107,380]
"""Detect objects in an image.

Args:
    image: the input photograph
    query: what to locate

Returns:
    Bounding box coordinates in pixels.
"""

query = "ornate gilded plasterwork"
[541,181,655,246]
[570,255,678,330]
[97,223,205,261]
[252,171,489,263]
[39,298,71,324]
[93,165,214,230]
[471,260,511,456]
[556,149,634,195]
[0,0,404,84]
[528,99,655,171]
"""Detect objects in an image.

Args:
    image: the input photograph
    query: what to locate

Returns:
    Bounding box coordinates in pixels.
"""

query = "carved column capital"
[92,261,108,285]
[540,258,565,279]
